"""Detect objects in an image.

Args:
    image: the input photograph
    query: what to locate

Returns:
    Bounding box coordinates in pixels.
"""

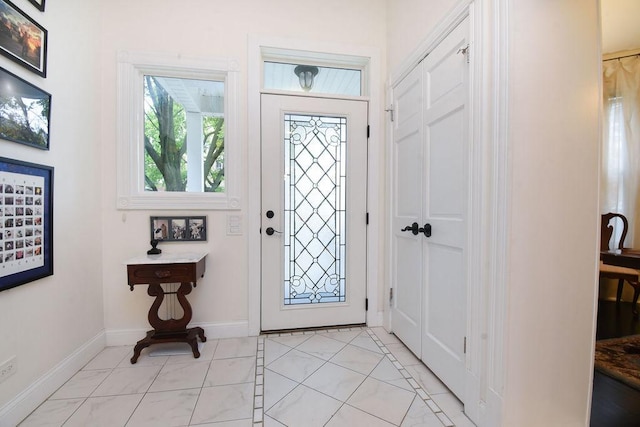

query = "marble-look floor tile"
[325,404,395,426]
[268,334,312,349]
[19,398,84,427]
[369,356,414,391]
[204,356,256,386]
[370,327,401,345]
[347,377,416,425]
[329,344,384,375]
[295,334,347,360]
[266,349,324,383]
[302,362,366,401]
[318,329,361,343]
[148,361,209,392]
[214,337,257,359]
[83,346,131,370]
[266,385,341,427]
[264,339,292,365]
[385,343,421,366]
[263,369,298,411]
[263,415,286,426]
[431,391,464,414]
[191,383,254,424]
[405,363,450,395]
[50,369,111,399]
[193,420,254,427]
[349,331,383,353]
[92,366,160,396]
[126,388,199,427]
[400,397,444,427]
[63,394,144,427]
[165,339,218,364]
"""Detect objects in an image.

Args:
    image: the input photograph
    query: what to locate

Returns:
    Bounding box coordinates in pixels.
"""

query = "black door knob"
[266,210,275,218]
[265,227,282,235]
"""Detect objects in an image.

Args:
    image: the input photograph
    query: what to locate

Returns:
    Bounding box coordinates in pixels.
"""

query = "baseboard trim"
[0,331,106,427]
[105,321,250,346]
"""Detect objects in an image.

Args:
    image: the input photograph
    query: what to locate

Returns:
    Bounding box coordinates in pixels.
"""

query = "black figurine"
[147,239,161,255]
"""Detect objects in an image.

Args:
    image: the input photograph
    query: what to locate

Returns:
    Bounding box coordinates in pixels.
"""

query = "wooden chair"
[600,212,640,315]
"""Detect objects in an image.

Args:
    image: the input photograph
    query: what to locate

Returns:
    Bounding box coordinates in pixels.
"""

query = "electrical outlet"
[0,356,16,384]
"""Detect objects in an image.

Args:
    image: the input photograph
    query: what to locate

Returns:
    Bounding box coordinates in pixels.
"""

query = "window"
[117,51,240,210]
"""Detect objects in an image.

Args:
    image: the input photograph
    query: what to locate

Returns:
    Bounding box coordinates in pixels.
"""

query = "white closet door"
[391,16,470,400]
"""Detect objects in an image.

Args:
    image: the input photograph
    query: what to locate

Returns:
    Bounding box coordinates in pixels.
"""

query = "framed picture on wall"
[0,157,53,292]
[0,0,47,77]
[150,216,207,242]
[0,66,51,149]
[27,0,44,12]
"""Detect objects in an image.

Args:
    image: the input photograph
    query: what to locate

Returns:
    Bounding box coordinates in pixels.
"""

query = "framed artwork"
[28,0,44,12]
[0,66,50,149]
[0,156,53,291]
[150,216,207,242]
[0,0,47,77]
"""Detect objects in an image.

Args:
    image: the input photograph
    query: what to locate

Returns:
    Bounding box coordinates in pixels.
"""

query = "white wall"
[99,0,387,339]
[0,0,103,416]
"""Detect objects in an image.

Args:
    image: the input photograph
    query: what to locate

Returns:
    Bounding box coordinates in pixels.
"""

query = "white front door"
[391,16,470,400]
[261,94,368,331]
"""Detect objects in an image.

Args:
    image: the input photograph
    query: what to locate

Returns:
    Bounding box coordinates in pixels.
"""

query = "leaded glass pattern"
[283,114,347,305]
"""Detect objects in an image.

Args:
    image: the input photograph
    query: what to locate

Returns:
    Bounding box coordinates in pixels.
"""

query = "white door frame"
[387,1,509,425]
[247,36,384,335]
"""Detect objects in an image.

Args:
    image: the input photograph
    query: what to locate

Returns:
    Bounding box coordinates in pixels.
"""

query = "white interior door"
[391,64,424,355]
[420,17,469,400]
[391,16,470,400]
[261,94,368,331]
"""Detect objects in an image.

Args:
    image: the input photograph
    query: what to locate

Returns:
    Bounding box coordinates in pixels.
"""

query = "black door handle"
[265,227,282,236]
[401,222,420,235]
[401,222,431,237]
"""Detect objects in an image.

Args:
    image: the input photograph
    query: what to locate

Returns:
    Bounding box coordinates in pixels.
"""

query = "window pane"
[143,75,224,192]
[264,62,361,96]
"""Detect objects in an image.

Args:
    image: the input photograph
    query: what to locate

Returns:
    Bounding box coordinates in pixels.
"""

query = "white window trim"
[116,50,241,210]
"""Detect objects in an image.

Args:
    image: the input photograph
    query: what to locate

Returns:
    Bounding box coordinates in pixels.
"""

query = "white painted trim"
[105,321,250,346]
[389,0,474,88]
[0,332,106,427]
[116,50,242,210]
[247,35,382,333]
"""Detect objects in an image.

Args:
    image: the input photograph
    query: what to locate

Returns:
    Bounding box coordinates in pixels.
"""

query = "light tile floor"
[19,327,475,426]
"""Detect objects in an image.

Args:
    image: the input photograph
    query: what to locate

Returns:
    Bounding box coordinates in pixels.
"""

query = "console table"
[126,252,208,364]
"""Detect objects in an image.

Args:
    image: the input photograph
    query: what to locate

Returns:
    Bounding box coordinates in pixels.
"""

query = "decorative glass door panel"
[261,95,367,331]
[284,114,346,305]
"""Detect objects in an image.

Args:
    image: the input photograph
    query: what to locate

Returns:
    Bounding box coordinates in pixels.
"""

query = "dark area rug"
[594,334,640,391]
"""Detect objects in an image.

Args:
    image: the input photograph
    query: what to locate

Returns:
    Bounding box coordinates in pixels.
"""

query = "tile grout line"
[366,328,454,427]
[253,335,265,425]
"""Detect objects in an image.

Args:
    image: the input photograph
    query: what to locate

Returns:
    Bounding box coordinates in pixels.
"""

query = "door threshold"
[260,323,366,335]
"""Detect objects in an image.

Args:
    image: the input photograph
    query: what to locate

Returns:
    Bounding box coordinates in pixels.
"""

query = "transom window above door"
[263,62,362,96]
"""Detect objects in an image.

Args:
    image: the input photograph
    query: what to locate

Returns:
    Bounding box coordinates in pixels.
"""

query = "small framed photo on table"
[150,216,207,242]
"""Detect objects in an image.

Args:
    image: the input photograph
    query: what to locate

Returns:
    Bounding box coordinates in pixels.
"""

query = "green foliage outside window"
[143,75,224,192]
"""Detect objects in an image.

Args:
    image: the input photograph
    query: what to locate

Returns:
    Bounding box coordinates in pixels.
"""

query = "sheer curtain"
[602,56,640,247]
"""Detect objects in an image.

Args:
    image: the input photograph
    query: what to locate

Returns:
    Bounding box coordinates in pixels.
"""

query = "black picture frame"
[0,66,50,149]
[28,0,44,12]
[150,216,207,242]
[0,156,53,291]
[0,0,47,77]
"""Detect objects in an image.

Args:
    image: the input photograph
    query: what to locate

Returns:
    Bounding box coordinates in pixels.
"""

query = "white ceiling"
[601,0,640,54]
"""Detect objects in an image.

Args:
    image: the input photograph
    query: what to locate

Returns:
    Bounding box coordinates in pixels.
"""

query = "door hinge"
[367,125,370,138]
[457,44,470,64]
[366,212,369,225]
[385,105,395,122]
[365,298,369,311]
[464,336,467,354]
[389,288,394,304]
